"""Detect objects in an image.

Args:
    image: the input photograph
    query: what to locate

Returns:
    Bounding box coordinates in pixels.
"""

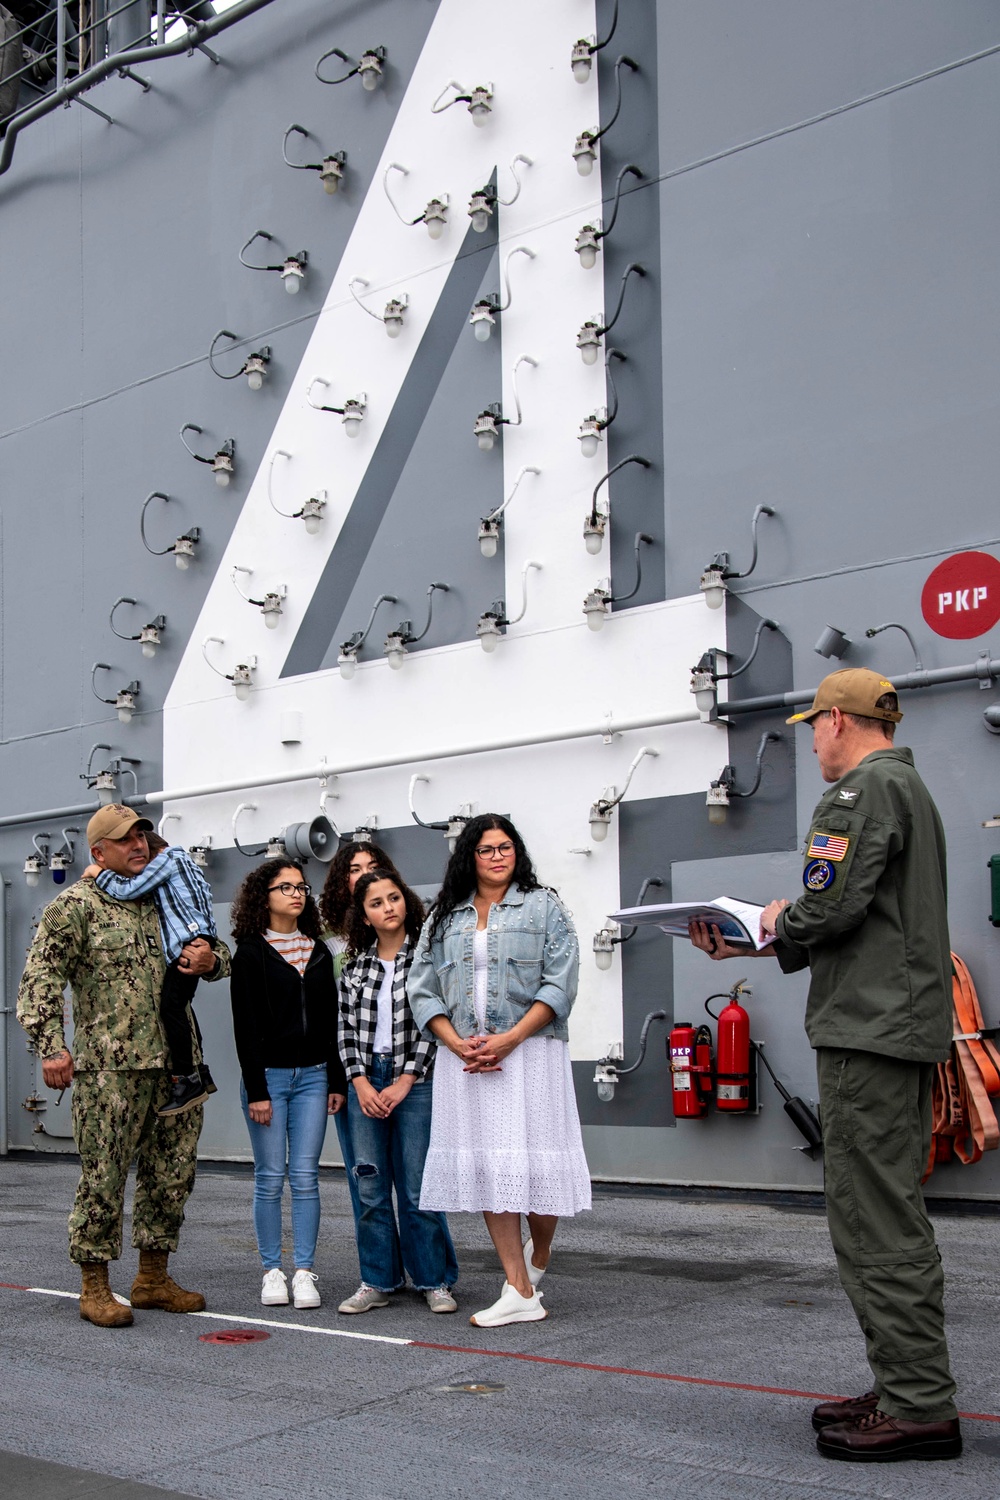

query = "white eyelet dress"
[419,929,592,1216]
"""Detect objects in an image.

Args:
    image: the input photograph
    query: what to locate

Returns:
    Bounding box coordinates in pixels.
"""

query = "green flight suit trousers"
[816,1047,957,1421]
[69,1070,202,1265]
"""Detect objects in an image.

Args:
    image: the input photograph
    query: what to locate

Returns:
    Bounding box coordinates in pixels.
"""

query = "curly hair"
[346,869,425,957]
[318,841,401,939]
[426,814,541,943]
[230,858,323,944]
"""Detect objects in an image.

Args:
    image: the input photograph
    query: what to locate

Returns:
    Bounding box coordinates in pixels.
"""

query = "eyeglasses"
[269,882,311,897]
[475,842,514,860]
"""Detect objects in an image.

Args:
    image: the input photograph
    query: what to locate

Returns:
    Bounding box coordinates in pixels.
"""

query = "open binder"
[609,897,771,951]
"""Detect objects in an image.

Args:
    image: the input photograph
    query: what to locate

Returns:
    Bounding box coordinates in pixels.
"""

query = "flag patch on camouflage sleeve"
[807,832,850,861]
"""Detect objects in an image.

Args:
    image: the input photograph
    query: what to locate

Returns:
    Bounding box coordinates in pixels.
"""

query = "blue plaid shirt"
[95,846,217,965]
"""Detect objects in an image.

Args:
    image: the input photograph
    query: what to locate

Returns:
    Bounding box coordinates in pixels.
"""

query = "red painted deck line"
[3,1282,996,1423]
[406,1341,1000,1423]
[412,1341,850,1401]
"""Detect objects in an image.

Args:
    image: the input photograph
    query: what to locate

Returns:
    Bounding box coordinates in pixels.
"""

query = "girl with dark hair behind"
[230,858,347,1311]
[319,841,402,978]
[409,815,590,1328]
[336,869,458,1316]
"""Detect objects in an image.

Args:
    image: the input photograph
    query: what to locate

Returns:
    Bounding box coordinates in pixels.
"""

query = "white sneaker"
[523,1238,547,1287]
[338,1283,390,1315]
[261,1268,288,1306]
[291,1269,320,1309]
[470,1281,547,1328]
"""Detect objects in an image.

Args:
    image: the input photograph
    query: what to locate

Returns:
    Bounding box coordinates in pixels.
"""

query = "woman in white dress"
[409,815,591,1328]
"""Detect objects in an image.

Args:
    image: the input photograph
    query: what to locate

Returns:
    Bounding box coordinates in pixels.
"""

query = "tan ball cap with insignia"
[86,804,154,846]
[787,668,903,725]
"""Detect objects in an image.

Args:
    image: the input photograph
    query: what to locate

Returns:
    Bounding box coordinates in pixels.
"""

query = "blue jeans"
[334,1109,362,1224]
[241,1065,328,1271]
[347,1054,458,1292]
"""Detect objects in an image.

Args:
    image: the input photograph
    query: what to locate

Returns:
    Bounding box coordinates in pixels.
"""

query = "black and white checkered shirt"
[338,937,436,1083]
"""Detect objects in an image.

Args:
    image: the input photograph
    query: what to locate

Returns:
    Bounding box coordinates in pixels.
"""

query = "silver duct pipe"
[141,707,701,807]
[719,656,1000,717]
[0,800,105,831]
[0,708,701,829]
[0,656,994,831]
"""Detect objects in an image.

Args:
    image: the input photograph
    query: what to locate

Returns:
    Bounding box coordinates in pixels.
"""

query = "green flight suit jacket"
[774,746,952,1063]
[17,878,232,1073]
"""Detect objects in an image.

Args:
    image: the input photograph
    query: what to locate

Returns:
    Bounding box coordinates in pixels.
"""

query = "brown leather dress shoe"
[817,1408,962,1462]
[811,1391,879,1431]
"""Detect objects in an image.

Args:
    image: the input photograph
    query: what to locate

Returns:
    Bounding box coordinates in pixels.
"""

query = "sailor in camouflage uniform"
[17,804,230,1328]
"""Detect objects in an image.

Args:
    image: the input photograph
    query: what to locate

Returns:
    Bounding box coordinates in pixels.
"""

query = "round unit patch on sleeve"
[803,858,836,892]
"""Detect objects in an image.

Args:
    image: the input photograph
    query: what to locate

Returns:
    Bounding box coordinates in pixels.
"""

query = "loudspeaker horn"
[283,816,337,863]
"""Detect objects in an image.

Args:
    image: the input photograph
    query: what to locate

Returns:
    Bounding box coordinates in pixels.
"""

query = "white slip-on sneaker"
[523,1238,547,1287]
[470,1281,547,1328]
[261,1268,288,1306]
[425,1286,458,1314]
[337,1283,390,1315]
[291,1270,321,1310]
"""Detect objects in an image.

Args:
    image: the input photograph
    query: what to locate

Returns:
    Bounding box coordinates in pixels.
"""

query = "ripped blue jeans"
[346,1054,458,1292]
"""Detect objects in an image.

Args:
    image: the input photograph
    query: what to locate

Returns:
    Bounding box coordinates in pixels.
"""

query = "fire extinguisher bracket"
[745,1040,761,1114]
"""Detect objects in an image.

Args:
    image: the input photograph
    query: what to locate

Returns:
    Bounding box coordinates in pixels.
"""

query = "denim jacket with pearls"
[409,885,579,1042]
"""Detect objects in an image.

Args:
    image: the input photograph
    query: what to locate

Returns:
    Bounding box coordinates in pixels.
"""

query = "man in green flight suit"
[17,804,231,1328]
[691,668,960,1462]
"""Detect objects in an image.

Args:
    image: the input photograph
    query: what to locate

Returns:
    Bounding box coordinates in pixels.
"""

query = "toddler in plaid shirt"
[87,832,218,1117]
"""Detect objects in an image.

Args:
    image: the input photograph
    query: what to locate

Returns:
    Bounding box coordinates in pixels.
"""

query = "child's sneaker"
[338,1283,389,1315]
[157,1072,209,1117]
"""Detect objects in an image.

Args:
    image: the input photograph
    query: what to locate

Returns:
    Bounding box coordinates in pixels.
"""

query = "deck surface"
[2,1157,999,1499]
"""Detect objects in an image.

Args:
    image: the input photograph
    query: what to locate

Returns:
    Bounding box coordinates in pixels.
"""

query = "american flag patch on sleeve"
[807,832,850,861]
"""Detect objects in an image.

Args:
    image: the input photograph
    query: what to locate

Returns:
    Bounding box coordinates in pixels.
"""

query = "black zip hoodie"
[230,933,347,1102]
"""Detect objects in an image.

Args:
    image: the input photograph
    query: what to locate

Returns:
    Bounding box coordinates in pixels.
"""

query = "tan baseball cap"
[87,804,153,846]
[787,668,903,725]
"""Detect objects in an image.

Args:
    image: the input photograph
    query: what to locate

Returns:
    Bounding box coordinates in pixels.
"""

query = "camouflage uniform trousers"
[68,1069,203,1265]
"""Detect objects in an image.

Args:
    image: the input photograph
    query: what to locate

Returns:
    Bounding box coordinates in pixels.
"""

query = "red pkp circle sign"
[921,551,1000,640]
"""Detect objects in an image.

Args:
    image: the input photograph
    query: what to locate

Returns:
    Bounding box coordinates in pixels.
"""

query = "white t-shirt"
[374,959,394,1054]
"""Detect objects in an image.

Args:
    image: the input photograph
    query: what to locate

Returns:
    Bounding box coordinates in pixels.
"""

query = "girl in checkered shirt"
[336,869,458,1316]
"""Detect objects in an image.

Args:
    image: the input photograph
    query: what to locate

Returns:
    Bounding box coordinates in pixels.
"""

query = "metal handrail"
[1,0,160,94]
[1,0,280,180]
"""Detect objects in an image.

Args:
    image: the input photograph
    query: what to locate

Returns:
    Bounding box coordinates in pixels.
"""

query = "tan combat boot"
[79,1262,133,1327]
[130,1248,206,1313]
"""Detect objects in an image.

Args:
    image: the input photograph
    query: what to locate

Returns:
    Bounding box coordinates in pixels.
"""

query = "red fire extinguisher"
[709,983,751,1111]
[669,1022,714,1118]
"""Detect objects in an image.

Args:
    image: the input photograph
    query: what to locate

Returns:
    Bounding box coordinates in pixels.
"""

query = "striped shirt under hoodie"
[265,928,314,974]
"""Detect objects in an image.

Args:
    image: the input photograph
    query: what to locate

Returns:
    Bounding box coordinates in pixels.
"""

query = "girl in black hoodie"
[230,859,347,1310]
